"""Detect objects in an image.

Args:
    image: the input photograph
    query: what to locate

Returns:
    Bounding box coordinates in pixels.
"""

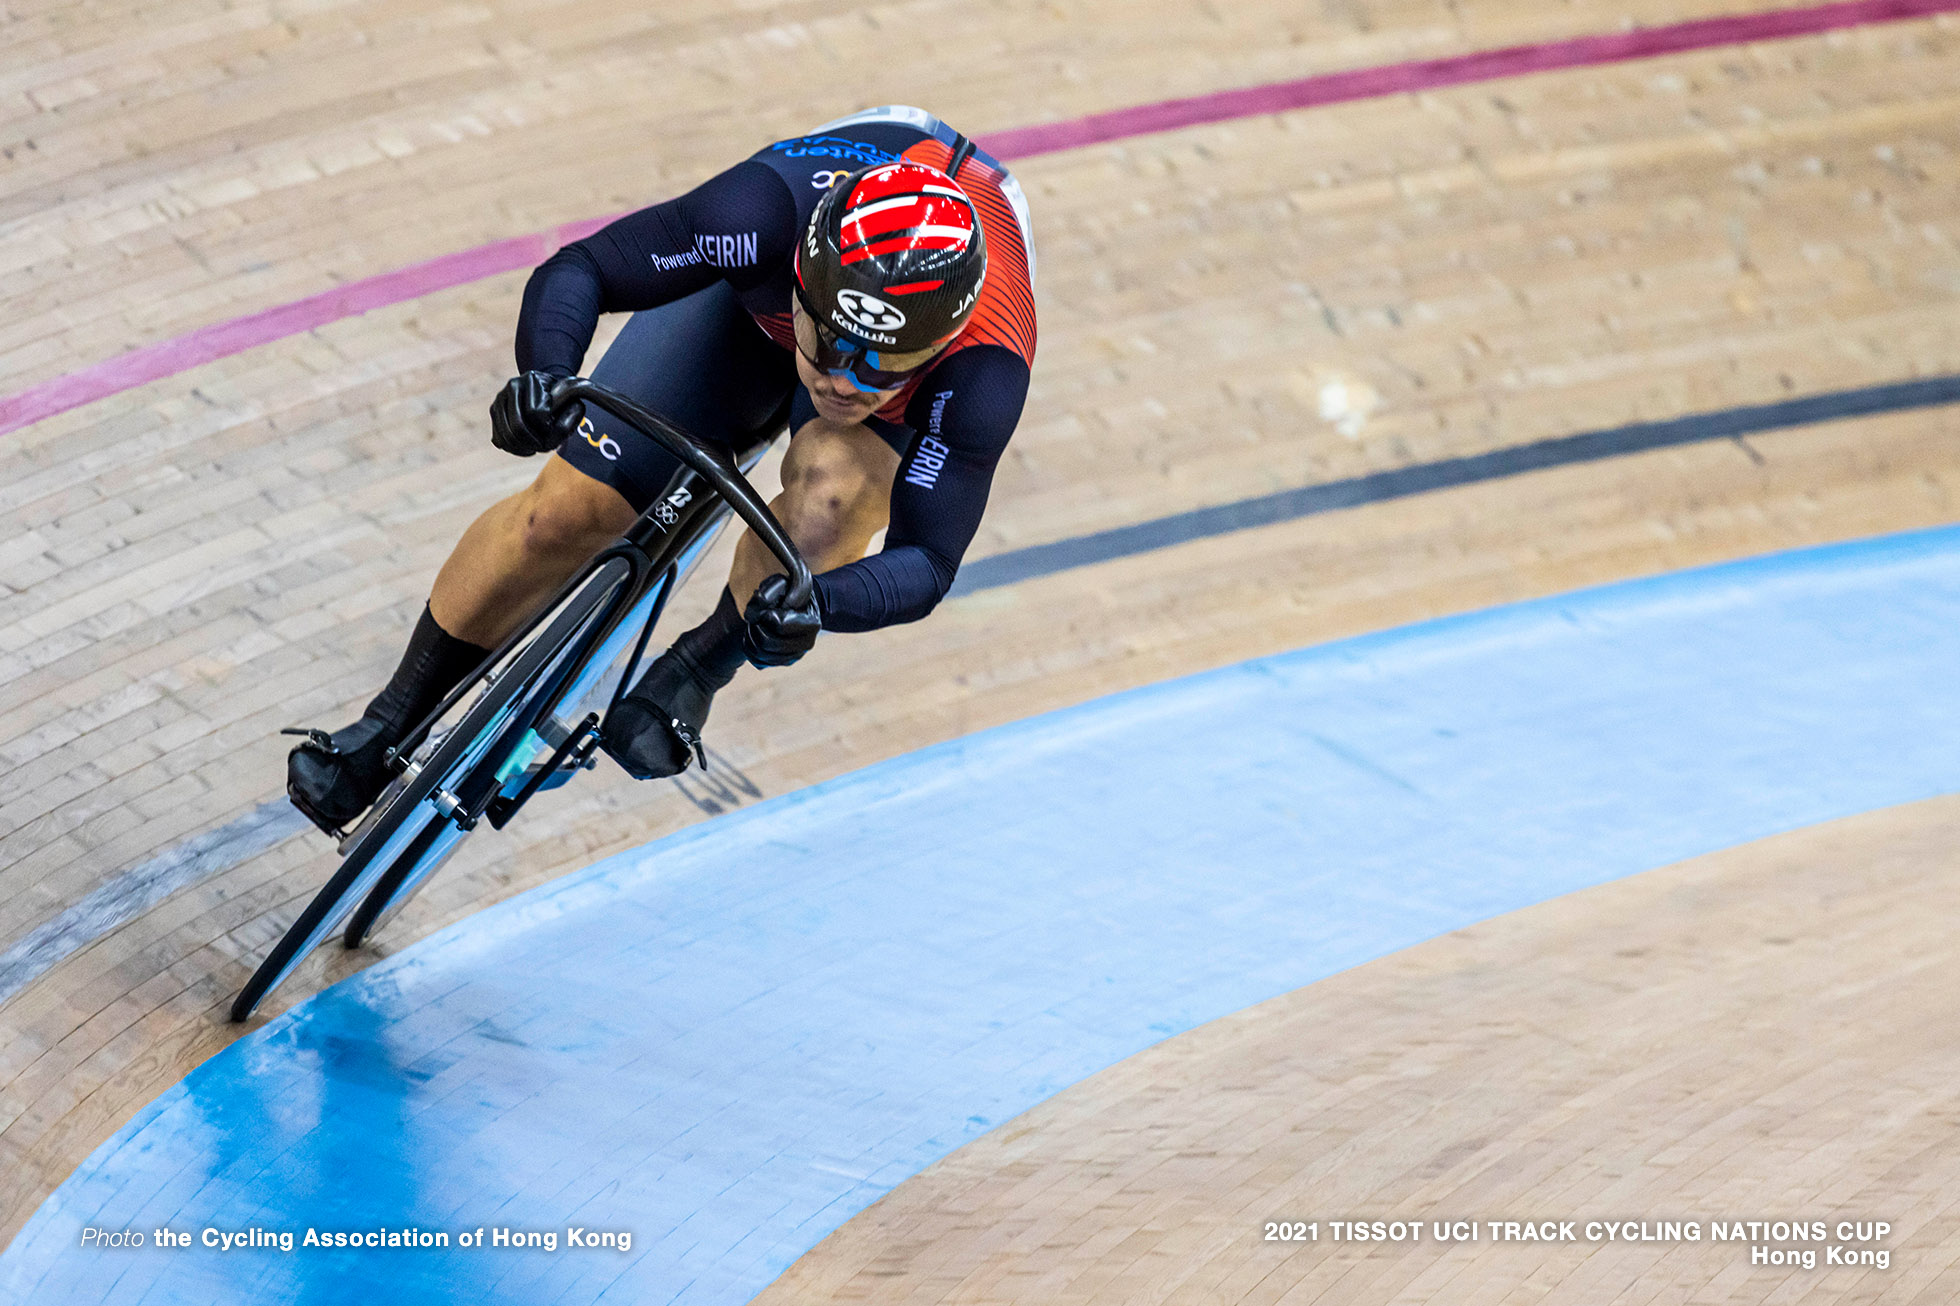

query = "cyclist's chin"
[811,388,883,423]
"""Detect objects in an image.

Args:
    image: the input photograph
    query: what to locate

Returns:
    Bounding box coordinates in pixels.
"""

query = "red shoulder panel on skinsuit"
[900,138,1037,367]
[857,140,1037,423]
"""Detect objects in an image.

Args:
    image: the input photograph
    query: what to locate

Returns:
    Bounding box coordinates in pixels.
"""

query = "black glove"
[742,574,821,668]
[489,371,578,456]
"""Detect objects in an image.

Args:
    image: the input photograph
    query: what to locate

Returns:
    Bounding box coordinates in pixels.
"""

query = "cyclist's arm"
[814,345,1031,631]
[514,160,796,377]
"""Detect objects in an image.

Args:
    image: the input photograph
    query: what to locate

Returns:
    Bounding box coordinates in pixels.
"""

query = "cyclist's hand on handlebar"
[490,371,579,456]
[742,574,821,668]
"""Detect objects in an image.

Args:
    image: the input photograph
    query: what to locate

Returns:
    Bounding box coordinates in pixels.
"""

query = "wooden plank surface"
[5,0,1960,1268]
[752,795,1960,1305]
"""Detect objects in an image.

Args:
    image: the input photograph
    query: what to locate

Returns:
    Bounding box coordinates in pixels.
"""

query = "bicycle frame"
[382,379,809,827]
[234,381,806,1021]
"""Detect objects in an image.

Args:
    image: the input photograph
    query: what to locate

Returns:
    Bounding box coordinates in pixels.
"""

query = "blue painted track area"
[9,526,1960,1306]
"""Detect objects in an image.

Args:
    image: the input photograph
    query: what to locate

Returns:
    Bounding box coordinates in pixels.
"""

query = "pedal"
[337,774,401,855]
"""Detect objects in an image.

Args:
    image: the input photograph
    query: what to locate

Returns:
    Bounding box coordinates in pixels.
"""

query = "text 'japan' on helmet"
[795,161,988,356]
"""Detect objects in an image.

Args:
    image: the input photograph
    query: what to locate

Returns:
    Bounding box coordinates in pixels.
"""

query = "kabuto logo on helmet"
[836,289,906,332]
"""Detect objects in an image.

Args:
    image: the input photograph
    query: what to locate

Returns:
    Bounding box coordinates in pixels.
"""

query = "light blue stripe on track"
[8,525,1960,1305]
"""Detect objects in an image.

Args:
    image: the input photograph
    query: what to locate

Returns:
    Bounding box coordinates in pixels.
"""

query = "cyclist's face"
[790,299,942,425]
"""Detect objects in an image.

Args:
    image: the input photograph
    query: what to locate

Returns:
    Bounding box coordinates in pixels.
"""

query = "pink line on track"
[974,0,1960,157]
[5,0,1957,439]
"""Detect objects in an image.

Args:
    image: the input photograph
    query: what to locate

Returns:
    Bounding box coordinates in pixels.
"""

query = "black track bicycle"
[230,378,806,1021]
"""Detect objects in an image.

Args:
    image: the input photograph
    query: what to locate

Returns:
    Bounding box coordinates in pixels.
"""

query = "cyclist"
[286,107,1038,833]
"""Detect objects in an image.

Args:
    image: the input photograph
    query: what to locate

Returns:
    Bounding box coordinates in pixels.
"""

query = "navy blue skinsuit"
[518,107,1038,631]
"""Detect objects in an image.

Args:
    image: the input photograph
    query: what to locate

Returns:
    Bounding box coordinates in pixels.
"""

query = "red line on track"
[5,0,1956,438]
[974,0,1960,156]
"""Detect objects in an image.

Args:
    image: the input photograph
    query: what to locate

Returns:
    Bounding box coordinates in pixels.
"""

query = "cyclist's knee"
[780,429,887,530]
[515,470,629,560]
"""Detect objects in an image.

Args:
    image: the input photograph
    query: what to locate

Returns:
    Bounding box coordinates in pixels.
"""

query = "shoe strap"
[669,718,707,774]
[281,726,339,755]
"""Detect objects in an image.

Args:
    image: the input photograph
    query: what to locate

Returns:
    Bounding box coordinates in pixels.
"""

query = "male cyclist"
[286,106,1037,833]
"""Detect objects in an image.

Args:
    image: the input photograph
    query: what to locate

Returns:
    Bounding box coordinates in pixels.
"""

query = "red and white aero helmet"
[796,161,988,355]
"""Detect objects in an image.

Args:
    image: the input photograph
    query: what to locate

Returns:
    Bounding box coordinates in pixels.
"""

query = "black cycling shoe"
[600,646,720,780]
[284,715,401,836]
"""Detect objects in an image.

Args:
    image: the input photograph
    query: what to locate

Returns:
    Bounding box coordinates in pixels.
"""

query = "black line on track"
[22,374,1960,999]
[950,374,1960,595]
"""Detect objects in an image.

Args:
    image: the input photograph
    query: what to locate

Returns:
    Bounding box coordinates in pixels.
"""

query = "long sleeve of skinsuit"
[812,344,1031,631]
[513,160,797,377]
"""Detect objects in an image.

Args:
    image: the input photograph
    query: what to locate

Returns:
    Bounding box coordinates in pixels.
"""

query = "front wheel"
[340,592,636,949]
[229,558,633,1021]
[340,814,469,948]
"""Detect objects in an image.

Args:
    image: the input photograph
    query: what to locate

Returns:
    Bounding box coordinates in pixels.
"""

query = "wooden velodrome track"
[4,0,1960,1296]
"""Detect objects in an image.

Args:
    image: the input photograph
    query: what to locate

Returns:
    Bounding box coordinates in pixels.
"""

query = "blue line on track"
[16,375,1956,1013]
[8,524,1960,1304]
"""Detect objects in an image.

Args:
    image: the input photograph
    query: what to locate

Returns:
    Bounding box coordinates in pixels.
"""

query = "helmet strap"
[945,133,976,180]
